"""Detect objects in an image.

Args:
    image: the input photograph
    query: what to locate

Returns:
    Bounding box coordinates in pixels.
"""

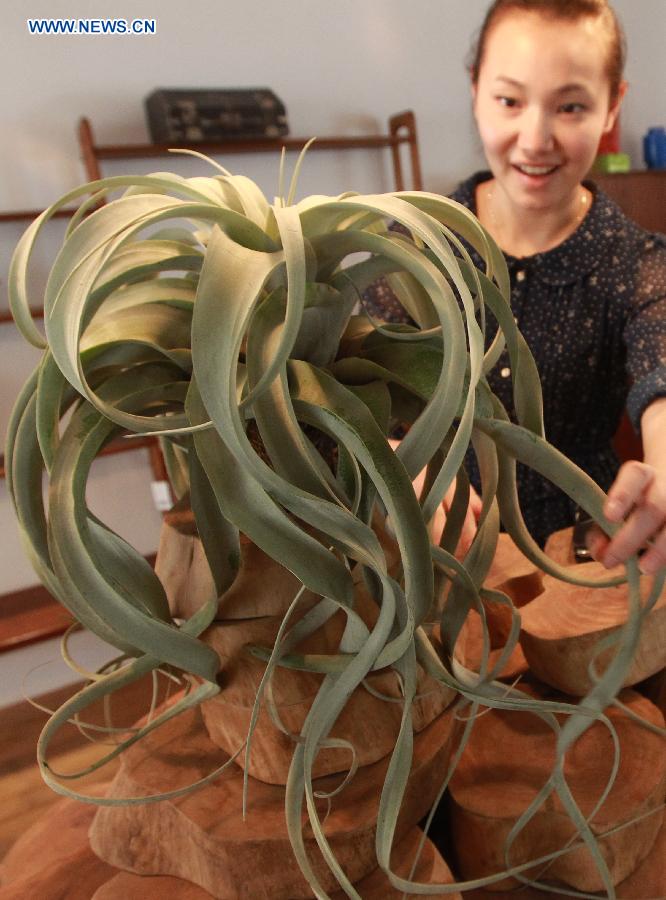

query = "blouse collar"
[450,170,628,287]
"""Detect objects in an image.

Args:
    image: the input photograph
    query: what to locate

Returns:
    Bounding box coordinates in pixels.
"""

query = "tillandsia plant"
[6,149,664,899]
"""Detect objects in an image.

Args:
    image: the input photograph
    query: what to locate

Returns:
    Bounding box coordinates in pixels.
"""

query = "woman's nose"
[517,108,555,154]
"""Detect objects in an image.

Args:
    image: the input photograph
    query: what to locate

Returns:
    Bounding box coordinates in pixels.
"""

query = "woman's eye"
[497,96,519,108]
[559,102,587,114]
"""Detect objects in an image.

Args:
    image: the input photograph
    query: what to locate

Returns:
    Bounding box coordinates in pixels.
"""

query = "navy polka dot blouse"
[364,171,666,546]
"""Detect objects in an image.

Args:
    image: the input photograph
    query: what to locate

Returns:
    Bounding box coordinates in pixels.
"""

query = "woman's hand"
[588,398,666,574]
[589,461,666,573]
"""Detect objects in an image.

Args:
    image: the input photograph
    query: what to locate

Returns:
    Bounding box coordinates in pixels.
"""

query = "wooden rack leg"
[389,111,423,192]
[78,117,103,182]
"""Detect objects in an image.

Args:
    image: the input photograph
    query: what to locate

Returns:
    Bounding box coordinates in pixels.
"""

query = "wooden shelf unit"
[0,110,422,326]
[77,110,423,190]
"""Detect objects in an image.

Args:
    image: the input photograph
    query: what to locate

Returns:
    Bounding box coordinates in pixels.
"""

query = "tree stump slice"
[202,661,451,785]
[520,562,666,695]
[0,792,458,899]
[156,505,454,783]
[610,810,666,898]
[89,828,461,899]
[461,813,666,899]
[157,524,320,622]
[444,534,544,681]
[93,872,214,899]
[452,609,529,681]
[154,509,202,621]
[89,703,459,899]
[156,505,403,622]
[543,527,577,567]
[486,533,545,609]
[1,805,460,900]
[449,688,666,893]
[200,561,453,783]
[329,827,461,900]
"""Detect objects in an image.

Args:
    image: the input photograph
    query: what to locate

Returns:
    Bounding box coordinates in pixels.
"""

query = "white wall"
[1,0,664,700]
[2,0,663,210]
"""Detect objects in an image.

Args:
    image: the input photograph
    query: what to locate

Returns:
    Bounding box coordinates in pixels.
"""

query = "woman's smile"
[512,163,560,176]
[510,161,562,187]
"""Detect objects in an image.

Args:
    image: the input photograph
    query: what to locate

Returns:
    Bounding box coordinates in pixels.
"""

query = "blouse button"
[516,270,526,282]
[500,366,511,378]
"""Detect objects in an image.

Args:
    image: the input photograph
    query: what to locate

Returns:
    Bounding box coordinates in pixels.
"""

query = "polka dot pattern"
[363,171,666,546]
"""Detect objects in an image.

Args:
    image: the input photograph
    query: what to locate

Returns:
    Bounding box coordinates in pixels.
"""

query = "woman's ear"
[471,79,478,104]
[603,79,627,133]
[471,79,479,118]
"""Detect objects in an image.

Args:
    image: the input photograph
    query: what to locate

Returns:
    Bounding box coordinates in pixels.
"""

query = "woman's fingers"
[639,525,666,575]
[585,523,609,561]
[603,461,655,521]
[603,502,665,568]
[600,462,666,571]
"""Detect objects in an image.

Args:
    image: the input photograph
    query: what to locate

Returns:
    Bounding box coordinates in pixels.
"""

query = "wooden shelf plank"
[0,554,157,653]
[92,133,407,160]
[0,208,77,224]
[0,586,74,652]
[0,436,158,481]
[0,305,43,325]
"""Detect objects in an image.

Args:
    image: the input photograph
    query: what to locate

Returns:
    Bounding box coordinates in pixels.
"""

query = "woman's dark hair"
[468,0,626,103]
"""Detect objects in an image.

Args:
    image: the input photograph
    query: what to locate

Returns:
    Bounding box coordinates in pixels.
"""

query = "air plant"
[6,148,661,898]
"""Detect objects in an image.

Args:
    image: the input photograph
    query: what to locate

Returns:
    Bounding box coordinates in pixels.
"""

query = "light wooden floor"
[0,678,155,860]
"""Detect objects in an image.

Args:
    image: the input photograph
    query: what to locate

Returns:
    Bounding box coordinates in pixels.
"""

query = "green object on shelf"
[593,152,631,173]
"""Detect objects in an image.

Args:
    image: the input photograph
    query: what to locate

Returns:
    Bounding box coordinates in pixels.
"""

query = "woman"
[467,0,666,571]
[374,0,666,570]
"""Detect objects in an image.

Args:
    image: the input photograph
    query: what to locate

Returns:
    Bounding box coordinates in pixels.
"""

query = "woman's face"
[473,11,623,211]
